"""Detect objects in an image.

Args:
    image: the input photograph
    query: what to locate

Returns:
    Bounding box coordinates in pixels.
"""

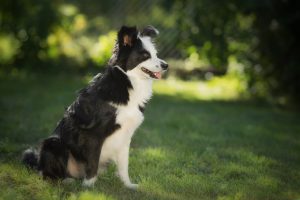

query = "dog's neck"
[113,65,153,102]
[126,68,153,104]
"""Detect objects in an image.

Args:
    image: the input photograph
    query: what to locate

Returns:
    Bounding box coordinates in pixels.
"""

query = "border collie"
[22,25,168,189]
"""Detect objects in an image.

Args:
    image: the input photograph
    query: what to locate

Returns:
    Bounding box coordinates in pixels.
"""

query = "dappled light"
[45,4,117,67]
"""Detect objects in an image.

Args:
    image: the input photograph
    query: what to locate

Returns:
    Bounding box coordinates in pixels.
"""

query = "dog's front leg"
[116,143,138,190]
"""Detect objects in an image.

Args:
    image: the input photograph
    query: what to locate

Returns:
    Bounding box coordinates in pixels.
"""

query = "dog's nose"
[161,61,168,70]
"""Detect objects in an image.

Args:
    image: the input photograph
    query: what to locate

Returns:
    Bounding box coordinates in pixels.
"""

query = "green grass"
[0,72,300,200]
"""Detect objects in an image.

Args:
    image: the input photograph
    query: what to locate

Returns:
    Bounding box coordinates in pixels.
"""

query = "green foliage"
[0,0,59,66]
[0,34,20,64]
[90,32,117,66]
[0,73,300,199]
[45,5,116,67]
[237,0,300,103]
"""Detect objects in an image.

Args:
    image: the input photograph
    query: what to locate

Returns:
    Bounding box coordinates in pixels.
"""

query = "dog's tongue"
[153,72,161,79]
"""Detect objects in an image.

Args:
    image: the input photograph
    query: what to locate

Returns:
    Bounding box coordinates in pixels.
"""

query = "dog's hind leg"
[39,136,69,179]
[80,136,102,187]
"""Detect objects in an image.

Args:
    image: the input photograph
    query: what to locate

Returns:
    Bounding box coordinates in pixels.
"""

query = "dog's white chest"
[99,74,152,164]
[99,106,143,163]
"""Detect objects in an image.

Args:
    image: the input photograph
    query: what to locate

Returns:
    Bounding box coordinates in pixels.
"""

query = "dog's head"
[109,25,168,79]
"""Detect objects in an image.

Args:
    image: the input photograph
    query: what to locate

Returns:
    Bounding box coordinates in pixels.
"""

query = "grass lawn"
[0,72,300,200]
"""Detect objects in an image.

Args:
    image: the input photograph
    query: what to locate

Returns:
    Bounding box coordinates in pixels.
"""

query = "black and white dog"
[22,25,168,189]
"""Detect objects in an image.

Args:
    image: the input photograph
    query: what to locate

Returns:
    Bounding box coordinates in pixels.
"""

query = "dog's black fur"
[32,65,132,179]
[22,25,162,181]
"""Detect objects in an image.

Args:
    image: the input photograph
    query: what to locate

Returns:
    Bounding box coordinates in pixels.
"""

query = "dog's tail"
[22,148,39,170]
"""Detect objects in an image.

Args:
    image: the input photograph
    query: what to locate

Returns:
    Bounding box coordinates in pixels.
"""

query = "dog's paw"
[82,176,97,187]
[125,183,139,190]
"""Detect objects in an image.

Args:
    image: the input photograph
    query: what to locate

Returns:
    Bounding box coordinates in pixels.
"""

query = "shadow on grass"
[0,74,300,199]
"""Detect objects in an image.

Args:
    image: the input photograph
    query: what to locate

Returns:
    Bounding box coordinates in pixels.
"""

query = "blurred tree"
[0,0,60,67]
[238,0,300,103]
[175,0,239,69]
[171,0,300,103]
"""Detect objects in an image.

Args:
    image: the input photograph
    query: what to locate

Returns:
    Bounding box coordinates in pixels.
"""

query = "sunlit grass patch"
[68,191,115,200]
[153,76,247,101]
[140,147,167,160]
[0,163,58,200]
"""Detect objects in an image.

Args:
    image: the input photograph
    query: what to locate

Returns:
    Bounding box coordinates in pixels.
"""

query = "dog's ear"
[140,25,159,38]
[118,26,138,47]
